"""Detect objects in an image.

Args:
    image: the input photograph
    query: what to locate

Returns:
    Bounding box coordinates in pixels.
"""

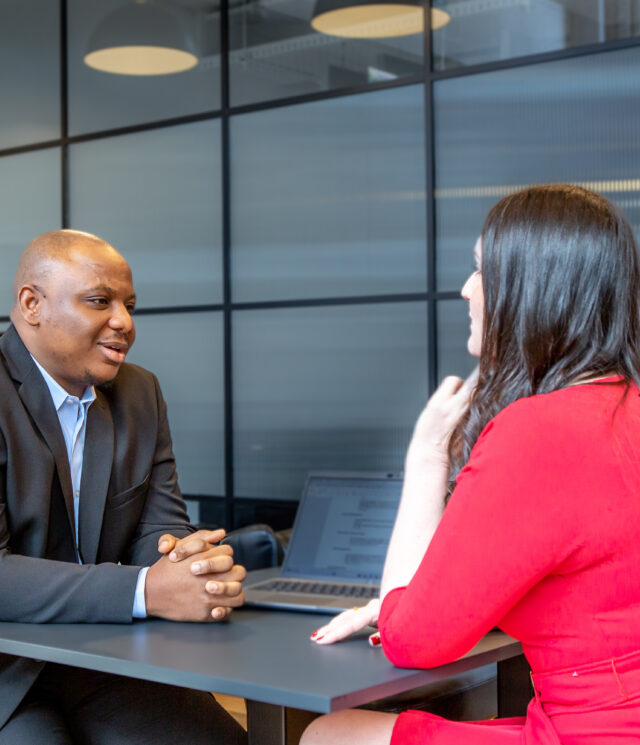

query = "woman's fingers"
[310,600,380,645]
[435,375,465,398]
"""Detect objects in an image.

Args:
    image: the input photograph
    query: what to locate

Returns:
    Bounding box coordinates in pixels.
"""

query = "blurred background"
[3,0,640,528]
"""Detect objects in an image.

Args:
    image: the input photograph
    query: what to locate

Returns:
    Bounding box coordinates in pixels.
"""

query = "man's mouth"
[98,340,129,364]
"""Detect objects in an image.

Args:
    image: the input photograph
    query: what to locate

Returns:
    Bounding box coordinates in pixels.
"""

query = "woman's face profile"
[461,236,484,359]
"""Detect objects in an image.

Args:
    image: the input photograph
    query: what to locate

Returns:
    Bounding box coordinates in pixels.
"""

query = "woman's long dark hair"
[448,184,640,491]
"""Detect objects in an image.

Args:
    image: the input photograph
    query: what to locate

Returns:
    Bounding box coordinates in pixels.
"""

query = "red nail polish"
[310,630,319,638]
[369,634,381,647]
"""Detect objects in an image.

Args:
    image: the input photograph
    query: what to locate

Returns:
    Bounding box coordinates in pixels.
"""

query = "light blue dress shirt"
[32,358,148,618]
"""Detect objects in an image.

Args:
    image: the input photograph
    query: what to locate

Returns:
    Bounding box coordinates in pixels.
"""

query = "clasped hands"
[145,529,246,623]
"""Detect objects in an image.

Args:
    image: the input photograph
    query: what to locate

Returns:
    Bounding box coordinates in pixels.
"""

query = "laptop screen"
[282,472,403,584]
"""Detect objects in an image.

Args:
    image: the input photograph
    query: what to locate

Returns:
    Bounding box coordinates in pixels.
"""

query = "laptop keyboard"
[257,579,378,599]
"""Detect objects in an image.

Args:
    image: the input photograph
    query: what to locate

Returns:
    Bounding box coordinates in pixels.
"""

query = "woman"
[302,184,640,744]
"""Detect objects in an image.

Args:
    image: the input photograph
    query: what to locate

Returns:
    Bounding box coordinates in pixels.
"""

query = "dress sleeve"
[378,399,581,668]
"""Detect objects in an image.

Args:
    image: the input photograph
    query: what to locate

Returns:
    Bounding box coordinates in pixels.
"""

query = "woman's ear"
[17,285,43,327]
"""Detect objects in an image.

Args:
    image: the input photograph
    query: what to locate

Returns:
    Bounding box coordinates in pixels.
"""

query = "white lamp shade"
[84,1,198,76]
[311,1,450,38]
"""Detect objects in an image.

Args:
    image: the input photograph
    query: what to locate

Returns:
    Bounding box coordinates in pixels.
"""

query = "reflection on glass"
[0,0,60,150]
[69,120,223,308]
[0,149,61,313]
[437,299,476,380]
[233,302,428,499]
[67,0,220,135]
[435,45,640,290]
[433,0,640,70]
[231,85,427,302]
[228,0,423,106]
[126,312,225,496]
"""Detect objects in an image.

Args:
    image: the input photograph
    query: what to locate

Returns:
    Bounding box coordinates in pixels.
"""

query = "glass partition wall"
[2,1,640,528]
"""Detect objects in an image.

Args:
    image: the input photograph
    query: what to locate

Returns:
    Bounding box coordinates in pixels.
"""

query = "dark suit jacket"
[0,324,194,727]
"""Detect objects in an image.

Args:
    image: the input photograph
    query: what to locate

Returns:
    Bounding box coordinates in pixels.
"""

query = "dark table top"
[0,609,521,713]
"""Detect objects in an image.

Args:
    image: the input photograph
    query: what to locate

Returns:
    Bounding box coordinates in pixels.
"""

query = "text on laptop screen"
[283,474,402,584]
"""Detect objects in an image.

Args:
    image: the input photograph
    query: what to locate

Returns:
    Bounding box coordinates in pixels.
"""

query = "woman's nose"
[461,274,473,300]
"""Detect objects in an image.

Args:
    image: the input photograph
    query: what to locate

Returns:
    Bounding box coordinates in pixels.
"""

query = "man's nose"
[109,303,134,333]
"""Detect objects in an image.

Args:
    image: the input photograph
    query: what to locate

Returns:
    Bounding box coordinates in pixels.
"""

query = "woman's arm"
[311,371,477,645]
[381,374,475,599]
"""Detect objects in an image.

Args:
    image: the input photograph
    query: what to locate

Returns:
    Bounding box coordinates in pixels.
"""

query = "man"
[0,230,247,744]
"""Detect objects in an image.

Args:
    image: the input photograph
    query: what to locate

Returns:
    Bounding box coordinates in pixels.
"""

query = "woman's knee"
[300,709,397,745]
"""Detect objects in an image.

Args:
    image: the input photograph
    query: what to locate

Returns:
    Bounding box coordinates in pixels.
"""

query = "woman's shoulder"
[480,378,635,444]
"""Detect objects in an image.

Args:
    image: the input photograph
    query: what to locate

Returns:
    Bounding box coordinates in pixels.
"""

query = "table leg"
[497,653,532,717]
[246,701,319,745]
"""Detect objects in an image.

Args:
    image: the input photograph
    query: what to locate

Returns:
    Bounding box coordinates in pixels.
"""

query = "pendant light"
[311,1,450,38]
[84,0,198,76]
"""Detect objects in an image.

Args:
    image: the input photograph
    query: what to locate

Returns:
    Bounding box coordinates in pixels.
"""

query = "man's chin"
[85,363,124,388]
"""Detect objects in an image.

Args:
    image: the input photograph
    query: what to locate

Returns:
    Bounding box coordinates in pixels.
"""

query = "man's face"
[31,244,136,396]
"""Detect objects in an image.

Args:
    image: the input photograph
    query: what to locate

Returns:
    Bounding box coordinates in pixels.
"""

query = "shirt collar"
[31,356,96,412]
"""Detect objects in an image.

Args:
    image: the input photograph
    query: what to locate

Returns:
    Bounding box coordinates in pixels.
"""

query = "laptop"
[243,471,403,613]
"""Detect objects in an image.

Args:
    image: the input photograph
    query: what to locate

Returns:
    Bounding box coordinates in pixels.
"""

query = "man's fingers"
[169,537,208,560]
[211,606,234,621]
[169,535,232,562]
[208,591,245,615]
[205,580,243,597]
[190,554,235,575]
[166,528,227,560]
[157,534,177,554]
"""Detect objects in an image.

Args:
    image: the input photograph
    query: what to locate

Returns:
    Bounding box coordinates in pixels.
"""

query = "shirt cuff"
[132,566,150,618]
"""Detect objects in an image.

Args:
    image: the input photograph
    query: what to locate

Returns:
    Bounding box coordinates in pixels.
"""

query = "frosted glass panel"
[126,312,224,496]
[234,302,428,500]
[0,149,61,314]
[435,46,640,291]
[434,0,640,71]
[0,0,60,150]
[437,300,476,381]
[229,0,423,107]
[69,121,223,308]
[67,0,220,135]
[231,86,427,302]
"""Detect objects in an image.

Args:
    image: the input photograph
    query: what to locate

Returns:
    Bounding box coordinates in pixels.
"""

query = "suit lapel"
[14,353,76,545]
[78,390,114,565]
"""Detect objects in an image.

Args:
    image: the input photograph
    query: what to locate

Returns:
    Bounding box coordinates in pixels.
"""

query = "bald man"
[0,230,247,745]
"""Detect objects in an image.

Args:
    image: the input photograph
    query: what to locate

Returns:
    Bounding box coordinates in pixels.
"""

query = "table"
[0,610,525,745]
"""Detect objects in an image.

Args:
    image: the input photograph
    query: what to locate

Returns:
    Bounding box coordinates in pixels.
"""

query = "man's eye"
[89,297,109,306]
[126,305,136,314]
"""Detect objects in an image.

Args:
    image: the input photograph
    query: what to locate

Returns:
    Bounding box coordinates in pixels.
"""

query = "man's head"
[11,229,136,396]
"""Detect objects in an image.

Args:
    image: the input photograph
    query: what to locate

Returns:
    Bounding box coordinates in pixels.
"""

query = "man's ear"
[17,285,43,327]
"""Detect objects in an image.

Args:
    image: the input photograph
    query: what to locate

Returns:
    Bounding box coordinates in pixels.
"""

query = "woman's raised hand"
[310,598,381,645]
[407,368,478,466]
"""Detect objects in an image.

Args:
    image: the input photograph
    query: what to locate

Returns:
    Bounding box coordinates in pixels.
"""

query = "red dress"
[378,380,640,743]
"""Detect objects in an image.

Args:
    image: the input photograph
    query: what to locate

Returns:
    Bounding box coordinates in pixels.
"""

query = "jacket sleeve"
[0,413,141,622]
[123,373,195,568]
